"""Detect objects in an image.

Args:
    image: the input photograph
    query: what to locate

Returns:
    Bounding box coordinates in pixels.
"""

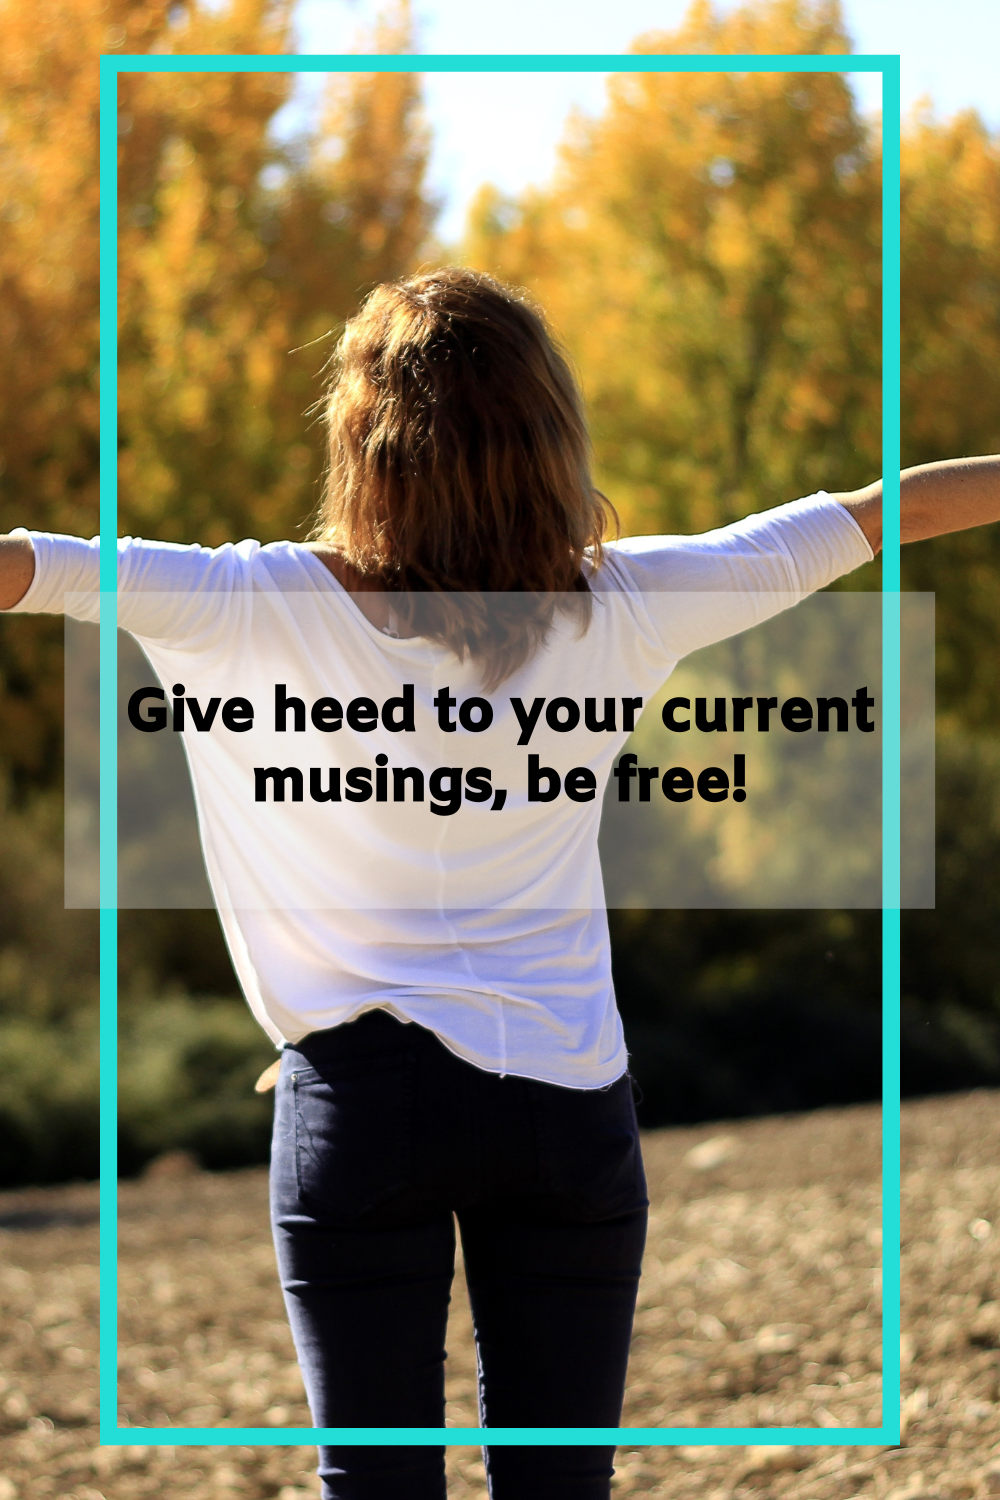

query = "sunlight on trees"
[463,0,883,537]
[0,0,433,779]
[1,0,1000,1174]
[898,104,1000,731]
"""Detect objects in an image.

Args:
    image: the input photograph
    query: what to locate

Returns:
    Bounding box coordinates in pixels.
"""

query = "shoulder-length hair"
[310,267,616,688]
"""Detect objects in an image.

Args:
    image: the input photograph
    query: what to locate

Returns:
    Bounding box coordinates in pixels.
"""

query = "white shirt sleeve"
[4,530,264,644]
[9,494,872,660]
[593,492,874,662]
[6,529,101,621]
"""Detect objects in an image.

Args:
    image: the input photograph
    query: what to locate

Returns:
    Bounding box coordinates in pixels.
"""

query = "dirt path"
[1,1090,998,1498]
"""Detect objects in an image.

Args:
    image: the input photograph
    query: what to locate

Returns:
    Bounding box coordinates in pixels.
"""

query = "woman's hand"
[834,455,1000,554]
[0,535,35,609]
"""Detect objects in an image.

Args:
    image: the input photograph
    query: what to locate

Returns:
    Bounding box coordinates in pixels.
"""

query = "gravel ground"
[1,1089,998,1498]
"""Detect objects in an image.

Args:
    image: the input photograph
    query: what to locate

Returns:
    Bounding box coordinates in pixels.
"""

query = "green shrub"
[0,1010,100,1184]
[0,995,278,1187]
[117,994,277,1176]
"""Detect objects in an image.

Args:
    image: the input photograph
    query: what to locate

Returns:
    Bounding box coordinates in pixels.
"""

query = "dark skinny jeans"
[269,1010,648,1500]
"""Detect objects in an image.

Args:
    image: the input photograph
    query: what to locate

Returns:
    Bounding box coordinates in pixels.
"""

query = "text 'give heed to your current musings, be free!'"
[125,679,877,816]
[65,590,931,909]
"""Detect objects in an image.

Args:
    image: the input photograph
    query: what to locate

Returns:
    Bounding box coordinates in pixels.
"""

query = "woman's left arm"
[833,454,1000,555]
[0,534,36,610]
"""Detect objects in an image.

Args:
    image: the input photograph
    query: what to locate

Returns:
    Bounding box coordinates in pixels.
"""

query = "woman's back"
[11,484,870,1082]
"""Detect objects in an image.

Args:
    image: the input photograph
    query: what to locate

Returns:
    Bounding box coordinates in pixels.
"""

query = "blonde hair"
[311,267,616,687]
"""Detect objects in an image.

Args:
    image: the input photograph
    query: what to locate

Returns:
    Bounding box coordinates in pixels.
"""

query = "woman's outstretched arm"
[0,535,35,609]
[834,454,1000,555]
[3,456,998,608]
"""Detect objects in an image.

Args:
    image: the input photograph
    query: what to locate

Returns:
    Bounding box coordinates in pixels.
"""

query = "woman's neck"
[305,545,418,636]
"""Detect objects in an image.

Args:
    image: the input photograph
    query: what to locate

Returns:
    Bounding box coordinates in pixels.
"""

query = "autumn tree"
[460,1,1000,731]
[463,0,882,540]
[897,106,1000,732]
[461,0,1000,1085]
[893,105,1000,1054]
[0,0,437,1182]
[0,0,434,787]
[117,4,433,547]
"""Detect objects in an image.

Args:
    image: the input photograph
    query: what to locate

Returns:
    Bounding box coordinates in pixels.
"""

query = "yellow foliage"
[0,0,432,548]
[900,106,1000,466]
[0,0,433,780]
[2,0,1000,772]
[116,2,433,545]
[460,0,1000,723]
[463,0,882,538]
[898,105,1000,730]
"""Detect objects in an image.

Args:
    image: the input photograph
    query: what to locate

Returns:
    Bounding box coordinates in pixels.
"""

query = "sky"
[282,0,1000,242]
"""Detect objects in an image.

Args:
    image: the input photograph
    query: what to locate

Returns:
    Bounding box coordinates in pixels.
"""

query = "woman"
[1,267,998,1500]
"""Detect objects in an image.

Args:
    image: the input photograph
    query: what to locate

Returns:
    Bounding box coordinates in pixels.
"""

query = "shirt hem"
[280,1000,629,1092]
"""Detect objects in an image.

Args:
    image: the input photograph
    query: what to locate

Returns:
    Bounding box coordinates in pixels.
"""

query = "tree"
[894,105,1000,1044]
[0,0,434,786]
[897,106,1000,731]
[463,0,882,540]
[462,0,1000,1105]
[117,3,433,546]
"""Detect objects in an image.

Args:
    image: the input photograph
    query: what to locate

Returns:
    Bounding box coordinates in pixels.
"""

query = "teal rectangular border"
[98,51,902,1448]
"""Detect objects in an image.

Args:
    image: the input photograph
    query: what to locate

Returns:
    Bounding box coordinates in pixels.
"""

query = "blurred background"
[0,0,998,1186]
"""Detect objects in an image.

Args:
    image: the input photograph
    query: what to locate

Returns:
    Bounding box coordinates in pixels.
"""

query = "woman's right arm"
[0,534,36,610]
[1,530,252,638]
[833,453,1000,554]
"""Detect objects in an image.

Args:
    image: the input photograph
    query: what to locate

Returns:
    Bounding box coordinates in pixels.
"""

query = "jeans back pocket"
[529,1072,646,1221]
[292,1050,415,1220]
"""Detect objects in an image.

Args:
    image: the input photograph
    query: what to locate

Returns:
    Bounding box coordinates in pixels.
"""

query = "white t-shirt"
[7,493,872,1087]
